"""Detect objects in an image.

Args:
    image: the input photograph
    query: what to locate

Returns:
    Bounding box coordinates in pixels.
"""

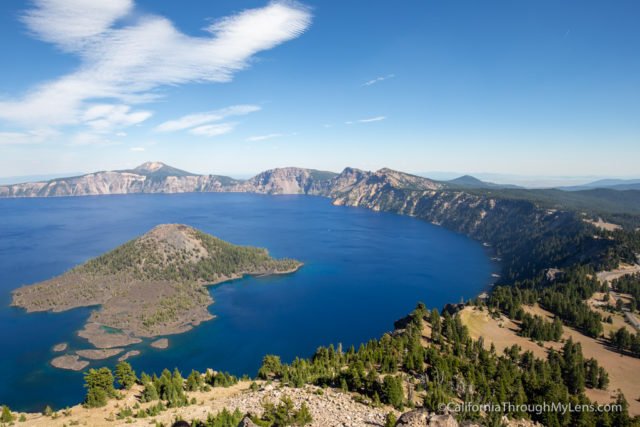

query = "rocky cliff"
[238,167,337,195]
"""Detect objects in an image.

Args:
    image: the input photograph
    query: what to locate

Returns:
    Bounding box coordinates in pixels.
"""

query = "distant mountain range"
[445,175,522,189]
[558,178,640,191]
[0,161,440,198]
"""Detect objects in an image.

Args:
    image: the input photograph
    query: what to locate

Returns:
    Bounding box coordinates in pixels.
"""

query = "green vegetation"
[384,412,397,427]
[0,405,14,423]
[258,396,313,426]
[612,273,640,312]
[78,226,300,283]
[257,303,624,426]
[519,313,563,342]
[466,187,640,229]
[196,408,244,427]
[489,266,604,337]
[609,327,640,358]
[115,361,137,390]
[83,367,117,408]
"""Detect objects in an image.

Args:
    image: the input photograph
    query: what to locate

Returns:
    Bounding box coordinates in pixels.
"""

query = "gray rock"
[237,416,259,427]
[429,414,459,427]
[395,409,430,426]
[395,410,459,427]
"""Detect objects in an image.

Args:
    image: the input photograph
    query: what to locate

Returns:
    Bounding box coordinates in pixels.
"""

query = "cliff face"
[332,177,609,281]
[238,167,337,195]
[0,163,335,197]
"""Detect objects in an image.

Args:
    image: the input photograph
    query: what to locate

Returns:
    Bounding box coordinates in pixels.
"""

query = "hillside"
[4,300,632,426]
[12,224,301,351]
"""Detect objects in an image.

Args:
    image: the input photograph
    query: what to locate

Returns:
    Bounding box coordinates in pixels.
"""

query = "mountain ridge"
[2,162,638,282]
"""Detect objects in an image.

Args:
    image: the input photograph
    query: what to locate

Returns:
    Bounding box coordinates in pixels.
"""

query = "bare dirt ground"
[459,305,640,416]
[596,263,640,284]
[587,292,636,335]
[14,381,394,427]
[584,218,622,232]
[459,306,559,360]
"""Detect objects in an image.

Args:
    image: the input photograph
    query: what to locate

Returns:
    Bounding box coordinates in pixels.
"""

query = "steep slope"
[331,168,616,281]
[239,167,337,195]
[0,162,240,197]
[12,224,301,347]
[0,163,336,197]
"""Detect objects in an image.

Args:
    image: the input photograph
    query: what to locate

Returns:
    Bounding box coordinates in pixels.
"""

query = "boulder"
[395,409,430,426]
[395,410,459,427]
[237,416,259,427]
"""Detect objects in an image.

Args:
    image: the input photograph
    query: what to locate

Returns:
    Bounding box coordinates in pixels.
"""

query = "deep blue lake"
[0,193,495,411]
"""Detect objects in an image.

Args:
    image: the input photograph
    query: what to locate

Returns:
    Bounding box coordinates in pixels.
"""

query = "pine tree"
[382,375,404,410]
[294,402,313,426]
[384,412,397,427]
[186,370,204,391]
[84,367,116,408]
[115,361,137,390]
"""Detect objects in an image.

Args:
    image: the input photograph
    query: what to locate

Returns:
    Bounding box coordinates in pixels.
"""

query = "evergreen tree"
[84,367,116,408]
[115,361,137,390]
[382,375,404,410]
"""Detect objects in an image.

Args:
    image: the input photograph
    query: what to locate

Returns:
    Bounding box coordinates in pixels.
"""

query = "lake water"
[0,193,495,411]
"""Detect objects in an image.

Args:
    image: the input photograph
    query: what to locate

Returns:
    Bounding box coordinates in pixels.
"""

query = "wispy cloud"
[70,132,121,146]
[0,1,312,132]
[83,104,152,132]
[130,146,145,152]
[346,116,387,125]
[0,129,59,145]
[189,123,236,138]
[362,74,395,87]
[156,105,260,133]
[246,133,284,142]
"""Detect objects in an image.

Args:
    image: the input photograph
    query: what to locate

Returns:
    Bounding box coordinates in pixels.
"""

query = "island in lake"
[11,224,302,361]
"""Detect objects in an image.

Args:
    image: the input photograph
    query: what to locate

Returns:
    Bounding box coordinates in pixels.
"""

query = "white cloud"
[0,1,312,128]
[246,133,284,141]
[362,74,395,87]
[0,129,59,145]
[22,0,134,52]
[359,116,386,123]
[83,104,152,132]
[116,132,127,137]
[130,146,145,151]
[345,116,386,125]
[70,132,120,146]
[189,122,236,137]
[156,105,260,132]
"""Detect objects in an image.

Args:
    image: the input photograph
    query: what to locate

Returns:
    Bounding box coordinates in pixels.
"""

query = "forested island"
[11,224,301,357]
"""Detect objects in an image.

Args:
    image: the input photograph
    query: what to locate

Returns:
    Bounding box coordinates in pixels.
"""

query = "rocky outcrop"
[395,410,459,427]
[239,167,337,195]
[0,162,339,197]
[0,163,438,198]
[237,416,260,427]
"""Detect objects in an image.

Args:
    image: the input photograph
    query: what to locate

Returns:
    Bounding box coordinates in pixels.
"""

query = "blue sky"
[0,0,638,180]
